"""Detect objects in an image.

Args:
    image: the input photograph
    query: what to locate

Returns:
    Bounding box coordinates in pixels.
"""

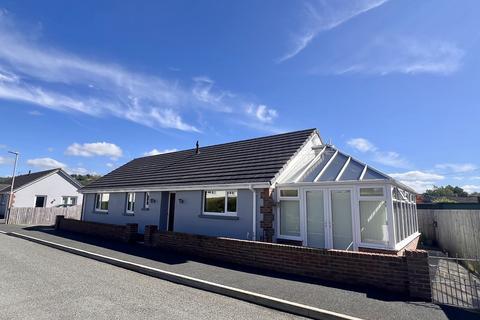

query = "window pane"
[144,192,150,208]
[280,200,300,237]
[35,196,45,208]
[360,187,384,197]
[70,197,77,205]
[227,191,237,212]
[394,202,401,243]
[280,189,298,197]
[306,191,325,248]
[100,193,109,210]
[360,201,388,245]
[204,191,226,213]
[331,190,353,250]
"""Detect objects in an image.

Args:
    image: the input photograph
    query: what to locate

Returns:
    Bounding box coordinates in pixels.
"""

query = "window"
[359,200,388,245]
[203,190,237,215]
[35,196,46,208]
[126,192,135,213]
[144,192,150,209]
[280,189,298,197]
[360,187,384,197]
[278,188,300,238]
[62,196,77,207]
[95,193,109,212]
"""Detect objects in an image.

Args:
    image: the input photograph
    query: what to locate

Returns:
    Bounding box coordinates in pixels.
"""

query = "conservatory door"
[330,189,354,251]
[306,190,326,248]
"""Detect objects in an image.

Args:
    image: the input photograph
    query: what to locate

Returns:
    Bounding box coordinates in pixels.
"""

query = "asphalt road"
[0,234,304,320]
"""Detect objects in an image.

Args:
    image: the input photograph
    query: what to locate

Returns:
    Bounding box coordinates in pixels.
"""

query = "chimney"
[195,141,200,154]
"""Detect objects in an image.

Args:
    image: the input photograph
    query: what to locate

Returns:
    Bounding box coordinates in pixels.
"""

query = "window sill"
[94,211,108,215]
[198,214,239,220]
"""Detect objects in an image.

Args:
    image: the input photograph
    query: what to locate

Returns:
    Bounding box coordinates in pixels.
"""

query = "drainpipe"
[248,185,256,241]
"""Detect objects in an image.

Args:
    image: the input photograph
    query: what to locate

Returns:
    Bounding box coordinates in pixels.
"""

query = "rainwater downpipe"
[248,185,256,241]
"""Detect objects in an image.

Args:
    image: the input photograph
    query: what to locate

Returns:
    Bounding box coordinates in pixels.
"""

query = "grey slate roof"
[82,129,317,191]
[0,169,58,193]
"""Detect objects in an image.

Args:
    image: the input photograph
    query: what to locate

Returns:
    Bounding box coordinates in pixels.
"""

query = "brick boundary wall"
[55,216,138,243]
[149,229,431,301]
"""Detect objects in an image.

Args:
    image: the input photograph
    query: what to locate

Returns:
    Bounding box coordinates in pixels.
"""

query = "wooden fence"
[7,205,82,226]
[418,209,480,273]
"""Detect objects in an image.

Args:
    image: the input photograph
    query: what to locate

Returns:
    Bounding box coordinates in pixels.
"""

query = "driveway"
[0,233,304,320]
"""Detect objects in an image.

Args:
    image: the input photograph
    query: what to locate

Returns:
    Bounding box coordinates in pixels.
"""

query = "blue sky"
[0,0,479,193]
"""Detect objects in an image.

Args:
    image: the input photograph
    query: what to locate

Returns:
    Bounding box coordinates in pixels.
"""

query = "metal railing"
[429,255,480,309]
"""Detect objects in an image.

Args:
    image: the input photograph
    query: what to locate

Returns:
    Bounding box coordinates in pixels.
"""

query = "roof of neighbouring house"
[81,128,318,191]
[0,168,83,193]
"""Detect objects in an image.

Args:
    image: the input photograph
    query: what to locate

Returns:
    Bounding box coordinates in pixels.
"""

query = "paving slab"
[1,224,478,320]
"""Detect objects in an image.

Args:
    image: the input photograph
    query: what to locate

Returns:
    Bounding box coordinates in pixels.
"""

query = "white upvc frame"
[276,188,302,241]
[390,185,418,248]
[95,193,109,212]
[61,196,78,206]
[125,192,136,214]
[356,185,392,249]
[202,190,238,216]
[143,191,150,209]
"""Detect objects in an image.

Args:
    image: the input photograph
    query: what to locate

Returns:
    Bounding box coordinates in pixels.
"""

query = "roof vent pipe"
[195,141,200,154]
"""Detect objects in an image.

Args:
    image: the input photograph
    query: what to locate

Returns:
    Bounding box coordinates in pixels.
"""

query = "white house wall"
[13,172,83,208]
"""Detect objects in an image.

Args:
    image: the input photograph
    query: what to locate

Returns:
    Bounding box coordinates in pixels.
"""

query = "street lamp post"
[6,151,19,224]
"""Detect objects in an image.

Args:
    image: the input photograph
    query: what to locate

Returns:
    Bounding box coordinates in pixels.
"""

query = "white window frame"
[62,196,77,206]
[143,192,150,209]
[277,188,302,241]
[126,192,136,214]
[95,193,109,212]
[202,190,238,216]
[34,195,47,208]
[356,185,391,249]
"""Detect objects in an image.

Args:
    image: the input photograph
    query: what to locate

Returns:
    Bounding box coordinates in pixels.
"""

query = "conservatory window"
[278,189,300,238]
[359,201,388,245]
[360,187,384,197]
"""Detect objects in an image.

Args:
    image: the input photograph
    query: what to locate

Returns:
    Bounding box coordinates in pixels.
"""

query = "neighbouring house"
[0,168,83,218]
[79,129,420,253]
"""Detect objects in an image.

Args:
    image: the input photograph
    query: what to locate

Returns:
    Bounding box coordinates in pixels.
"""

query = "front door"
[167,193,175,232]
[305,188,354,250]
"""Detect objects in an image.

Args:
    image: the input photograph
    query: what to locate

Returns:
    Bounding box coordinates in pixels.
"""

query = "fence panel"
[8,206,81,225]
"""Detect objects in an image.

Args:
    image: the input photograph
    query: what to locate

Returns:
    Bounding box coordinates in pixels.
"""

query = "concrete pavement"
[0,233,304,320]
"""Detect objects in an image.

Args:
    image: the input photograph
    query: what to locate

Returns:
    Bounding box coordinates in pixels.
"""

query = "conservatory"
[274,145,419,253]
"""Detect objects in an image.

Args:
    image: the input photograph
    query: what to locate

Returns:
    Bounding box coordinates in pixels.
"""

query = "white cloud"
[390,170,444,193]
[0,156,12,165]
[435,163,477,173]
[106,163,114,168]
[347,138,376,152]
[0,12,277,133]
[333,38,464,76]
[143,148,178,157]
[346,137,409,169]
[65,142,123,159]
[67,167,97,175]
[246,104,278,123]
[461,185,480,194]
[27,157,66,170]
[279,0,388,62]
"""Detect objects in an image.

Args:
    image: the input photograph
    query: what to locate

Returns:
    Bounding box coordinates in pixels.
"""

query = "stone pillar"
[405,249,432,301]
[124,223,139,243]
[260,188,274,242]
[144,225,158,246]
[55,215,65,230]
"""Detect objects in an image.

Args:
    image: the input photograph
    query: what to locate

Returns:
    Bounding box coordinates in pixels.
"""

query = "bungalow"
[80,129,419,253]
[0,168,83,219]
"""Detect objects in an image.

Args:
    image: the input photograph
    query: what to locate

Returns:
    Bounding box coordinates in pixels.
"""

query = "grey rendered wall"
[174,189,255,240]
[82,191,162,233]
[13,172,83,208]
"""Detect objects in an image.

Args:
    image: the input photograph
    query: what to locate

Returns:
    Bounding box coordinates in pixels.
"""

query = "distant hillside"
[0,177,10,184]
[70,174,102,186]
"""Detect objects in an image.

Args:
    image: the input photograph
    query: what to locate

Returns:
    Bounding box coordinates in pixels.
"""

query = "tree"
[70,174,102,186]
[424,185,468,198]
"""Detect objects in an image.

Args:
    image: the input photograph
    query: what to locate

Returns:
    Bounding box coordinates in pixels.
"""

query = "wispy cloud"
[0,11,277,133]
[27,157,66,170]
[347,137,410,169]
[65,142,123,159]
[0,156,12,165]
[332,38,464,76]
[435,163,477,173]
[279,0,388,62]
[461,185,480,194]
[390,170,444,193]
[143,148,178,157]
[246,104,278,123]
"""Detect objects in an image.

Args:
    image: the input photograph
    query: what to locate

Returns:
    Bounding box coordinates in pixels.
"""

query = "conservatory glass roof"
[283,145,414,192]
